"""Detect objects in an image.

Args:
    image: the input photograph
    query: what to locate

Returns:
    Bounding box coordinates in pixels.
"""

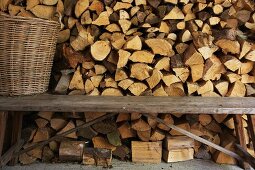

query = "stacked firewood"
[19,112,254,165]
[2,0,254,97]
[51,0,255,97]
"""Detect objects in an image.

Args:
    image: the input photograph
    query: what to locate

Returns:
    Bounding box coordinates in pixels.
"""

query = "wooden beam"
[235,144,255,168]
[0,95,254,114]
[234,115,250,170]
[9,112,23,165]
[247,115,255,153]
[0,112,7,158]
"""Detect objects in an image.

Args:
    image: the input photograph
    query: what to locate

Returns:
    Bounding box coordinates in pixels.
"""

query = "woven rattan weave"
[0,13,59,96]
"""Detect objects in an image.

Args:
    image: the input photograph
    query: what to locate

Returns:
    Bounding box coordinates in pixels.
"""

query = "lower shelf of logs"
[17,112,255,167]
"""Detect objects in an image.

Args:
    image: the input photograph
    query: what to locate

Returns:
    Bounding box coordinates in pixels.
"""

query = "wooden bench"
[0,95,254,168]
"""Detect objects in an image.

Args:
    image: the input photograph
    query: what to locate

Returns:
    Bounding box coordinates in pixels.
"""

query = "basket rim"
[0,12,60,25]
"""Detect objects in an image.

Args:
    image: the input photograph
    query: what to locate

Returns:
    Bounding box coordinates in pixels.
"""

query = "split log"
[184,44,204,66]
[227,80,246,97]
[163,6,184,20]
[203,55,225,81]
[163,148,194,162]
[25,144,42,159]
[130,112,142,121]
[117,49,130,68]
[92,136,116,151]
[146,69,162,89]
[59,141,85,162]
[129,51,154,64]
[198,115,212,126]
[221,55,241,72]
[92,11,110,26]
[50,118,67,131]
[57,121,77,139]
[92,119,117,134]
[18,11,34,18]
[76,120,98,139]
[19,153,37,165]
[8,4,23,16]
[124,35,142,50]
[40,0,58,5]
[112,145,130,161]
[215,39,240,54]
[30,5,56,19]
[118,122,136,139]
[157,114,174,131]
[83,148,112,167]
[145,39,174,56]
[33,128,53,143]
[213,142,237,165]
[49,141,59,153]
[69,66,84,90]
[137,130,151,142]
[147,113,159,129]
[190,64,204,82]
[213,114,228,124]
[91,41,111,61]
[205,120,222,133]
[130,63,152,81]
[35,118,49,128]
[37,112,53,121]
[42,146,54,162]
[107,130,122,146]
[26,0,40,10]
[155,57,170,71]
[102,88,123,96]
[85,112,106,122]
[75,0,89,18]
[128,82,148,96]
[169,121,190,136]
[116,113,130,122]
[214,81,229,96]
[150,129,165,142]
[131,119,150,131]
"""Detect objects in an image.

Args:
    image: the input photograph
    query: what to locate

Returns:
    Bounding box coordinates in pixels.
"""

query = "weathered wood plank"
[247,115,255,153]
[0,140,24,167]
[9,112,23,165]
[234,115,250,170]
[0,112,7,158]
[0,95,254,114]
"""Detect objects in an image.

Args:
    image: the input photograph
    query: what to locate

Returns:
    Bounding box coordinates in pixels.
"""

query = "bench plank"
[0,95,254,114]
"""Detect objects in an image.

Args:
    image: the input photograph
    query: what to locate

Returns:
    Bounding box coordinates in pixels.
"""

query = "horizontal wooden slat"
[0,95,254,114]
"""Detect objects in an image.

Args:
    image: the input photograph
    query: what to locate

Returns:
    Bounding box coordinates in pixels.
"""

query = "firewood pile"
[50,0,255,97]
[1,0,255,167]
[19,112,254,166]
[2,0,254,97]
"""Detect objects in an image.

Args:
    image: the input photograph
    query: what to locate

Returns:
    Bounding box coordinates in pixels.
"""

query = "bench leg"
[9,112,23,166]
[0,112,8,157]
[247,115,255,153]
[234,115,250,170]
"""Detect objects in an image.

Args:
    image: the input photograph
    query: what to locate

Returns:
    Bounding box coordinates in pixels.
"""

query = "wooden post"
[234,115,250,170]
[247,115,255,153]
[9,112,23,165]
[0,112,7,158]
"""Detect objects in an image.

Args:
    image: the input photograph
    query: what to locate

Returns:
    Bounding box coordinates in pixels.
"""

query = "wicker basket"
[0,13,60,96]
